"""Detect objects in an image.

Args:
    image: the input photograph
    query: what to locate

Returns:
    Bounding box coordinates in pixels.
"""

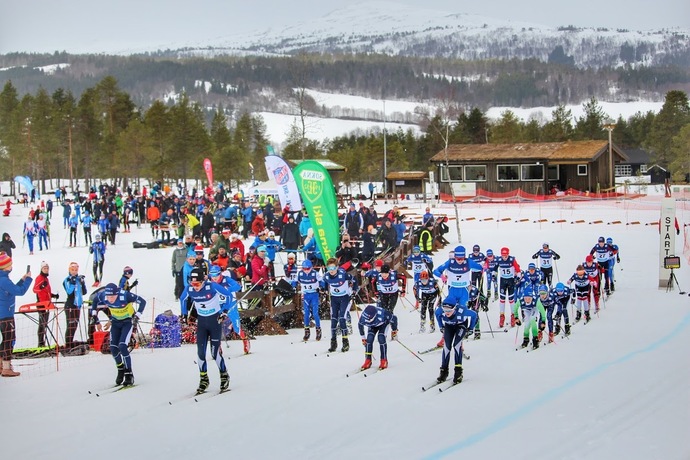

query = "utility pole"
[603,123,615,190]
[383,100,387,197]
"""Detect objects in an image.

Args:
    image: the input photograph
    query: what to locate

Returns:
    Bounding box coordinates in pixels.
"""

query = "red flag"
[203,158,213,187]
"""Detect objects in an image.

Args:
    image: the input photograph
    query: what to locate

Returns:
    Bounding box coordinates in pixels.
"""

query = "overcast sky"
[1,0,688,54]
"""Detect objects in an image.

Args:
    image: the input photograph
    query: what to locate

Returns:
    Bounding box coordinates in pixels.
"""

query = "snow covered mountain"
[174,1,690,68]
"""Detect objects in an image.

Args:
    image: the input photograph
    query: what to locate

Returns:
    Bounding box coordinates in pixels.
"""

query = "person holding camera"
[62,261,87,349]
[32,261,59,348]
[0,253,32,377]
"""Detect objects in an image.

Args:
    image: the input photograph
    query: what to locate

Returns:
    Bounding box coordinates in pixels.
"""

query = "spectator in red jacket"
[251,209,265,236]
[32,261,59,348]
[251,245,270,290]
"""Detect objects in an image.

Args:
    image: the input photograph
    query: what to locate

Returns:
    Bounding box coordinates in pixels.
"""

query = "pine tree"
[646,90,690,169]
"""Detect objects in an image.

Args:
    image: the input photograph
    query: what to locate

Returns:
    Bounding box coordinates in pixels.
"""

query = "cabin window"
[497,164,519,181]
[547,165,559,181]
[440,165,463,182]
[464,165,487,181]
[521,164,544,181]
[577,164,588,176]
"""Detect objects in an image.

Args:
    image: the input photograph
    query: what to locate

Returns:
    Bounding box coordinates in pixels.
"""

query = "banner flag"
[203,158,213,186]
[293,161,339,261]
[264,148,303,212]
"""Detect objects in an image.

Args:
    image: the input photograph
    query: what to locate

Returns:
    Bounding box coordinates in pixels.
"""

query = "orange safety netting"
[440,188,646,203]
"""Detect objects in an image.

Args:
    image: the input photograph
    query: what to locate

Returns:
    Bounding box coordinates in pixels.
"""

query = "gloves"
[617,256,620,263]
[179,314,187,324]
[39,281,48,289]
[218,311,228,324]
[400,290,406,298]
[51,293,59,300]
[130,279,138,288]
[515,318,522,326]
[571,297,576,305]
[361,338,367,347]
[415,300,420,310]
[441,275,448,284]
[350,293,357,302]
[391,330,398,340]
[554,255,560,260]
[539,322,546,331]
[439,327,444,334]
[89,314,99,326]
[172,271,176,278]
[132,312,141,327]
[532,255,538,259]
[264,256,271,265]
[481,300,489,312]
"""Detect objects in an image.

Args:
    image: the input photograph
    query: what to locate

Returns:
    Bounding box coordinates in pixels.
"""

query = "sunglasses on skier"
[327,265,337,272]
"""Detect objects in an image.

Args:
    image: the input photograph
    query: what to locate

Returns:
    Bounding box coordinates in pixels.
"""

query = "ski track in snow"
[1,198,689,459]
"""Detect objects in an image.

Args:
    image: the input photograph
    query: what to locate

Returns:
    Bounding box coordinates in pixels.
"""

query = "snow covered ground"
[1,198,689,459]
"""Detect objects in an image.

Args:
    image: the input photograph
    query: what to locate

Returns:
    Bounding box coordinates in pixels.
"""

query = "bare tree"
[416,93,463,243]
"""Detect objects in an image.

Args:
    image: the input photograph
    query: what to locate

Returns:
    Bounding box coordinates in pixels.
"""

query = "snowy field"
[1,198,689,460]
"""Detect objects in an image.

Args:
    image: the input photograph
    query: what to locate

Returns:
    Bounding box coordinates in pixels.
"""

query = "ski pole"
[393,337,424,362]
[554,259,560,282]
[484,309,494,338]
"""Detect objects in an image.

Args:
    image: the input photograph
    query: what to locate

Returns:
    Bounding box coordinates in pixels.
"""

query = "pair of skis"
[417,345,470,360]
[421,379,461,392]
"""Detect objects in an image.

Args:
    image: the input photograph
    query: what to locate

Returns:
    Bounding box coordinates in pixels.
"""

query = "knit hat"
[103,283,118,296]
[40,261,49,270]
[0,253,11,270]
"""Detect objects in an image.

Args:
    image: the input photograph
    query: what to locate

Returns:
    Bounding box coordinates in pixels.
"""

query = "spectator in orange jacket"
[147,202,161,238]
[32,261,59,348]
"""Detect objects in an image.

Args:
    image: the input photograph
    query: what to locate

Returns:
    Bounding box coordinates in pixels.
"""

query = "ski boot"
[486,292,491,302]
[453,364,463,384]
[494,290,498,300]
[575,310,582,322]
[196,372,210,394]
[437,367,449,384]
[564,324,571,336]
[474,330,481,340]
[360,356,372,370]
[510,314,516,328]
[532,337,540,349]
[499,313,505,328]
[220,371,229,392]
[240,330,251,354]
[122,370,134,387]
[584,311,591,323]
[328,338,338,353]
[315,327,322,341]
[537,330,543,342]
[610,281,615,292]
[419,320,425,333]
[554,323,561,335]
[521,337,530,348]
[115,364,125,385]
[341,337,350,352]
[303,327,310,342]
[429,321,436,333]
[378,358,388,370]
[548,332,555,343]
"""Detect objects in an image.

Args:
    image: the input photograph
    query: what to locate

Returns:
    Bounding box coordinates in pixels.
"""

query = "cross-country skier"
[468,244,486,292]
[531,242,560,288]
[358,304,398,371]
[606,237,620,292]
[582,255,602,312]
[413,269,438,333]
[589,236,613,295]
[483,249,499,300]
[513,286,547,349]
[551,282,572,336]
[433,245,484,310]
[321,258,358,353]
[434,296,478,384]
[118,266,138,292]
[89,234,106,287]
[467,285,488,339]
[567,265,593,323]
[179,268,233,394]
[405,246,433,284]
[494,247,521,328]
[371,264,406,313]
[90,283,147,386]
[207,265,249,354]
[298,260,322,342]
[536,284,557,343]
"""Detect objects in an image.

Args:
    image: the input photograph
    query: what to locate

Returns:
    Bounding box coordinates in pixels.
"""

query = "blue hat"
[556,282,565,291]
[606,237,613,244]
[209,265,222,278]
[257,245,267,253]
[486,249,494,256]
[302,260,312,269]
[362,305,377,323]
[528,263,536,270]
[523,286,535,297]
[538,284,549,294]
[454,245,466,258]
[413,245,420,252]
[103,283,118,296]
[187,249,196,258]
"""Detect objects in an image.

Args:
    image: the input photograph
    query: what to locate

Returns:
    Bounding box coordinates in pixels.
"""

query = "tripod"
[666,269,686,295]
